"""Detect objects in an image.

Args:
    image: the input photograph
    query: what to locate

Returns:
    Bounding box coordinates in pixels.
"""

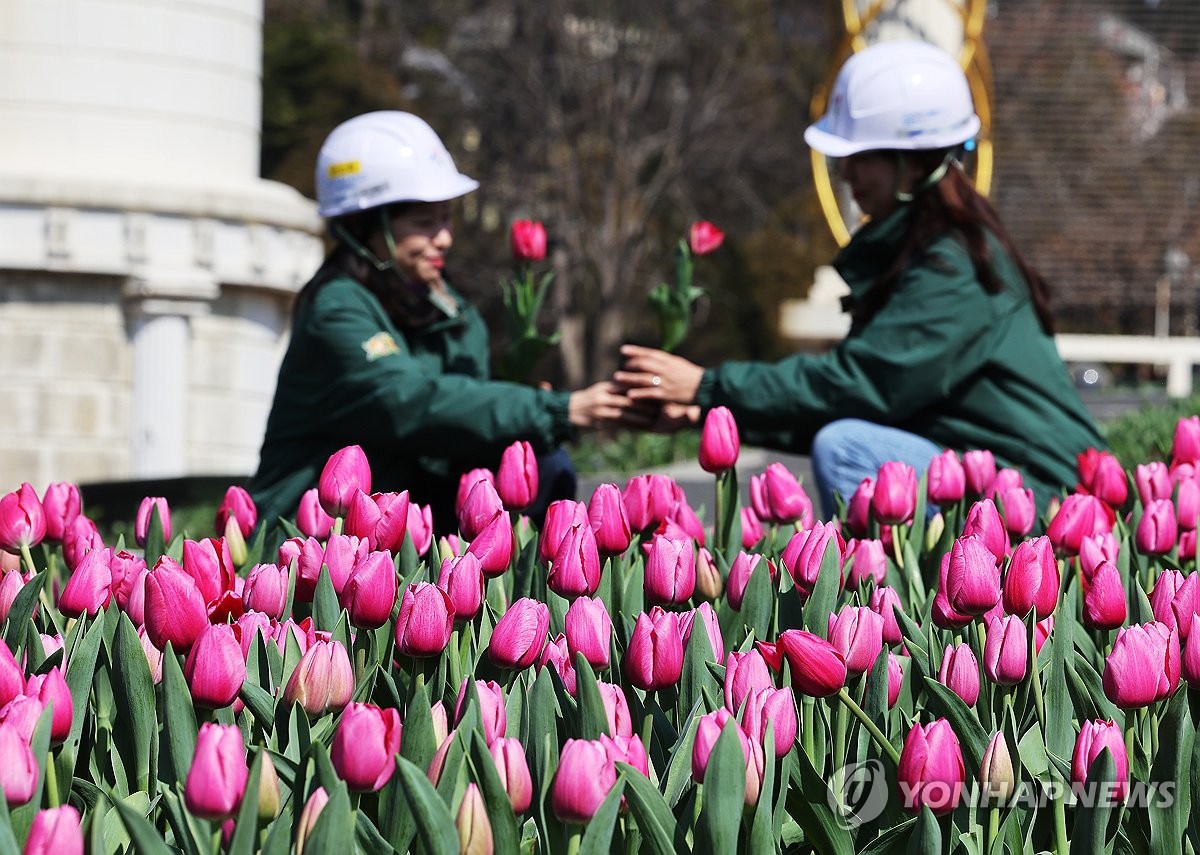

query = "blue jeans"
[810,419,942,520]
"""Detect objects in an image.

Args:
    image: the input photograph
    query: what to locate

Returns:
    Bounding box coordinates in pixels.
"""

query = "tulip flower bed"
[2,413,1200,854]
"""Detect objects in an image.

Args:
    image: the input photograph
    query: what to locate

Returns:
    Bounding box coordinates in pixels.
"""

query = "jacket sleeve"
[696,242,1023,437]
[299,282,573,457]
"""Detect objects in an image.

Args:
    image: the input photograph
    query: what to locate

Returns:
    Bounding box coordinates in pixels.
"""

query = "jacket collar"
[832,203,912,304]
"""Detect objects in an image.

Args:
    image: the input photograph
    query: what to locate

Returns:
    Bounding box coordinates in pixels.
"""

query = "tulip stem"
[565,825,582,855]
[1052,789,1069,855]
[714,471,727,557]
[641,690,656,755]
[836,688,900,766]
[46,753,59,807]
[985,806,1000,854]
[802,698,815,761]
[19,543,37,578]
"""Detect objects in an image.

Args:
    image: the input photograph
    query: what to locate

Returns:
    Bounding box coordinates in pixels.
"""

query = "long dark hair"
[296,205,445,331]
[854,151,1056,334]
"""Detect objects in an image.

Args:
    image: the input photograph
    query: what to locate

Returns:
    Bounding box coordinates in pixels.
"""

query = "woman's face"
[837,151,917,221]
[377,201,454,288]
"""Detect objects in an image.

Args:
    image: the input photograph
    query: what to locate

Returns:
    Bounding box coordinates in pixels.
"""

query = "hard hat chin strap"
[332,207,400,274]
[893,150,956,203]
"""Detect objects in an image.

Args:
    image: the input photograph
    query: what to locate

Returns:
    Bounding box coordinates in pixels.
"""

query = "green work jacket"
[694,204,1106,510]
[251,274,573,535]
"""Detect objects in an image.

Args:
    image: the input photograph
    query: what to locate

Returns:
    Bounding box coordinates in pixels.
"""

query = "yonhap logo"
[828,759,888,829]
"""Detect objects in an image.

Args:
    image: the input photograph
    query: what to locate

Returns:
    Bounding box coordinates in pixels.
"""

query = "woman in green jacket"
[252,112,628,539]
[616,41,1105,517]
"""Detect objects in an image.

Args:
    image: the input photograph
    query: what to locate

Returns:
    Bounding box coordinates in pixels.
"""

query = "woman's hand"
[613,345,705,404]
[567,381,634,428]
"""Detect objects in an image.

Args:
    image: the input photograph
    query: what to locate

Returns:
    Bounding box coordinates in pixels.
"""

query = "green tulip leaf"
[749,721,778,854]
[304,781,355,855]
[739,556,776,643]
[920,677,989,775]
[1149,689,1195,852]
[696,722,747,853]
[1043,603,1076,767]
[112,795,178,855]
[678,618,720,721]
[161,643,199,787]
[466,730,521,855]
[579,776,626,855]
[112,612,157,793]
[313,565,341,633]
[573,653,609,740]
[395,755,459,855]
[617,761,682,854]
[906,806,942,855]
[238,680,277,732]
[803,538,842,639]
[1070,747,1118,855]
[225,750,265,855]
[2,570,46,654]
[785,743,855,855]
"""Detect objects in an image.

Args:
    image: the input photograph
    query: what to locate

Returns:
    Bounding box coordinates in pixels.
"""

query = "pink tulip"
[726,552,775,611]
[869,585,904,646]
[897,719,966,816]
[1046,493,1115,557]
[296,488,334,538]
[724,650,774,714]
[1136,462,1174,506]
[1172,416,1200,470]
[407,502,434,557]
[456,783,493,855]
[215,486,257,540]
[242,562,288,620]
[1080,451,1129,508]
[510,219,547,262]
[134,496,171,548]
[458,479,503,541]
[872,461,917,525]
[24,667,73,744]
[698,406,739,474]
[962,499,1009,564]
[625,608,684,691]
[588,483,632,557]
[845,538,887,588]
[1176,476,1200,531]
[751,463,814,526]
[0,721,37,806]
[539,499,587,564]
[1102,622,1181,709]
[0,484,46,551]
[395,583,455,657]
[456,679,507,746]
[295,787,329,855]
[1078,532,1120,591]
[551,739,617,824]
[622,474,677,533]
[0,643,23,710]
[1150,570,1199,638]
[497,440,539,511]
[938,643,980,706]
[739,686,798,758]
[932,553,974,630]
[1082,561,1127,631]
[596,682,634,737]
[927,449,966,504]
[963,450,997,498]
[997,487,1036,537]
[1136,499,1177,556]
[666,499,706,546]
[58,545,113,617]
[62,514,104,571]
[466,511,514,578]
[983,614,1027,685]
[490,737,533,813]
[945,535,1001,616]
[39,483,81,544]
[775,629,847,697]
[183,624,245,709]
[740,507,765,548]
[692,708,763,806]
[181,537,236,605]
[827,605,884,676]
[341,550,398,629]
[23,805,83,855]
[488,598,549,670]
[547,522,601,599]
[1183,628,1200,687]
[184,723,248,819]
[539,637,578,702]
[322,533,368,595]
[143,562,209,653]
[1002,535,1059,619]
[688,220,725,255]
[845,477,874,536]
[331,702,402,791]
[681,602,724,663]
[780,522,844,601]
[644,535,696,607]
[1072,720,1129,801]
[565,596,612,670]
[137,626,165,685]
[435,553,483,623]
[284,638,354,716]
[886,652,904,708]
[318,445,372,517]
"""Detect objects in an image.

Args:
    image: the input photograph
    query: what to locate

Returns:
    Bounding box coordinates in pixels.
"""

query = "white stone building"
[0,0,323,490]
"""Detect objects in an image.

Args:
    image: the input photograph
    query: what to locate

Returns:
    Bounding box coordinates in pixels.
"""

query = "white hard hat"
[315,111,479,218]
[805,41,981,158]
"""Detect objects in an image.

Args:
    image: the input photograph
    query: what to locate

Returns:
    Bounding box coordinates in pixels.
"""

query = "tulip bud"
[963,450,997,498]
[1136,498,1177,556]
[23,805,83,855]
[927,449,966,505]
[1046,493,1115,557]
[1080,451,1129,508]
[547,522,602,599]
[698,406,739,474]
[885,652,904,708]
[938,643,980,706]
[488,597,550,670]
[497,440,539,511]
[827,605,885,676]
[980,732,1015,805]
[318,445,372,518]
[564,596,612,670]
[552,739,617,824]
[1072,720,1129,802]
[845,538,887,588]
[395,583,455,657]
[622,474,677,533]
[596,682,634,738]
[39,483,81,545]
[456,783,494,855]
[845,477,874,537]
[869,585,904,646]
[740,686,798,758]
[458,478,503,542]
[897,719,966,816]
[296,488,334,539]
[740,507,765,549]
[242,562,288,620]
[780,522,844,601]
[1172,415,1200,469]
[644,534,696,607]
[681,602,725,663]
[538,634,577,696]
[1182,626,1200,687]
[0,484,46,551]
[0,722,37,807]
[181,537,236,605]
[183,624,246,708]
[284,638,354,716]
[137,626,165,685]
[295,787,329,855]
[62,514,104,572]
[539,499,588,564]
[962,499,1009,564]
[872,461,917,525]
[588,483,632,557]
[1102,621,1181,709]
[945,535,1001,616]
[688,220,725,255]
[1002,535,1059,619]
[724,649,773,714]
[215,485,257,541]
[775,629,847,697]
[983,614,1028,685]
[996,487,1036,537]
[184,723,248,819]
[625,608,684,691]
[436,553,484,624]
[134,496,172,549]
[932,553,974,631]
[143,562,209,653]
[466,511,514,578]
[341,550,398,629]
[510,219,547,262]
[490,737,533,813]
[692,709,762,806]
[57,545,113,617]
[1082,560,1127,631]
[407,502,434,557]
[331,702,402,791]
[726,551,773,611]
[455,679,507,747]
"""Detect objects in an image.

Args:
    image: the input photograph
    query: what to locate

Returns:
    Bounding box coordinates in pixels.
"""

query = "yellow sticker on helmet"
[327,160,361,178]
